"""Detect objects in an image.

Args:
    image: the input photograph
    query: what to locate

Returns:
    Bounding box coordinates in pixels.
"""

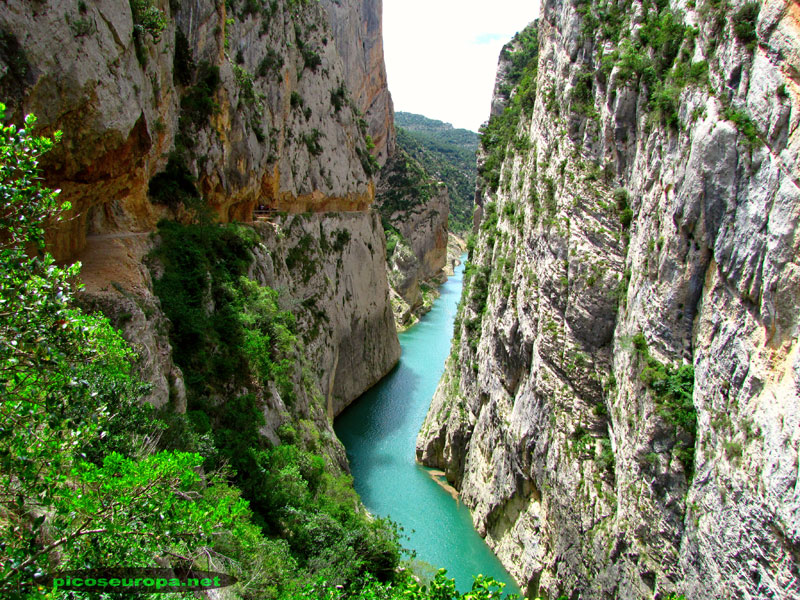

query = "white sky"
[383,0,540,133]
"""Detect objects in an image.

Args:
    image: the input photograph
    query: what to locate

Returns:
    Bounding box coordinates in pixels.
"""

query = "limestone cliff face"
[320,0,395,164]
[418,2,800,598]
[0,0,399,423]
[0,0,384,260]
[249,211,401,418]
[383,184,449,326]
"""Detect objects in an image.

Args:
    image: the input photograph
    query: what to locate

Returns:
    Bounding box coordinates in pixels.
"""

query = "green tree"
[0,104,252,599]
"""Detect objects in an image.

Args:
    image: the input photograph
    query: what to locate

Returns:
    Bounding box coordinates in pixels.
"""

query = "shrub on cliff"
[130,0,167,40]
[633,333,697,476]
[732,2,759,49]
[148,154,200,208]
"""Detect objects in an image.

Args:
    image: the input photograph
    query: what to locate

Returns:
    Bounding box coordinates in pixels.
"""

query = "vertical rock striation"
[0,0,385,259]
[320,0,396,164]
[418,1,800,598]
[0,0,399,418]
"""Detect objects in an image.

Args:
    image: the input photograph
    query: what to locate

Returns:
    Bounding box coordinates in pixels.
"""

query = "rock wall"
[75,232,188,412]
[250,211,401,418]
[0,0,400,425]
[418,1,800,598]
[0,0,385,260]
[320,0,396,164]
[387,185,449,284]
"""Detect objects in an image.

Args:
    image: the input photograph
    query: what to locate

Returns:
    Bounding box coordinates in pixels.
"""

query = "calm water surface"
[335,257,522,597]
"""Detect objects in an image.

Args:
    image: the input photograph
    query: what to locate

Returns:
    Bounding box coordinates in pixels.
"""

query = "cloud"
[383,0,540,132]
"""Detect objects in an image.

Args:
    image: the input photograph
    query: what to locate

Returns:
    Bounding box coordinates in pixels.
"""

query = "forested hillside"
[395,112,478,233]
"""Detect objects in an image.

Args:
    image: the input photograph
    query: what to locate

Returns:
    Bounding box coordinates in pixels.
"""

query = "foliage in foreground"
[149,216,405,587]
[289,569,518,600]
[0,106,256,599]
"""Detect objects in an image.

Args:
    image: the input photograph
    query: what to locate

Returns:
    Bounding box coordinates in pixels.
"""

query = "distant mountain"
[395,112,480,152]
[394,112,478,233]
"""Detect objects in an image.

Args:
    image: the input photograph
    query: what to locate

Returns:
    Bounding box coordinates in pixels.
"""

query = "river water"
[334,257,522,597]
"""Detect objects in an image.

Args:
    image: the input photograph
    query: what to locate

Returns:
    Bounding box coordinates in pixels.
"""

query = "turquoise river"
[335,257,523,597]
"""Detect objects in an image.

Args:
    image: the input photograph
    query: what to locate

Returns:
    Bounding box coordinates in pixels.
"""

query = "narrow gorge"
[0,0,470,598]
[2,0,418,597]
[1,0,798,598]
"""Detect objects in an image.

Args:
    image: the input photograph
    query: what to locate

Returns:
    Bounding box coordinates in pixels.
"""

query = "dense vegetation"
[633,334,697,476]
[394,112,478,233]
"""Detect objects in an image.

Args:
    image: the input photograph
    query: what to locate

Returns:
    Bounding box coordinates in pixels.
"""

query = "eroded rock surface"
[418,2,800,598]
[0,0,387,259]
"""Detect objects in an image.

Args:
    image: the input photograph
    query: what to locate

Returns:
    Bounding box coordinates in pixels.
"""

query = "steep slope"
[394,112,478,234]
[0,0,387,259]
[320,0,395,164]
[250,212,400,420]
[0,0,399,429]
[418,2,800,599]
[377,146,450,327]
